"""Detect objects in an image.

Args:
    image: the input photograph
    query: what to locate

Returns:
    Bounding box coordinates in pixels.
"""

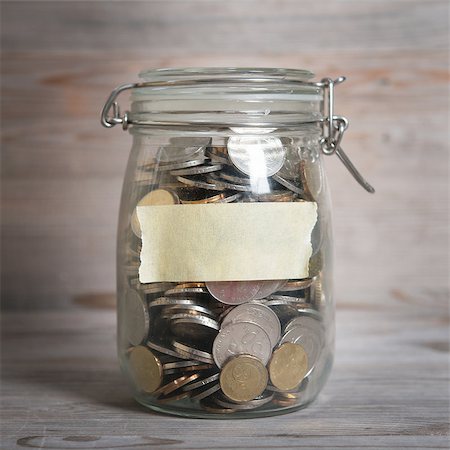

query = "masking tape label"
[137,202,317,283]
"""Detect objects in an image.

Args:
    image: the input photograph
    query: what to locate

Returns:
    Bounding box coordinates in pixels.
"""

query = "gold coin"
[128,346,163,394]
[131,189,179,237]
[268,343,308,391]
[219,355,268,403]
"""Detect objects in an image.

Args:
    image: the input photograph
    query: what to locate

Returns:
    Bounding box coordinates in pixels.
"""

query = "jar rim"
[138,67,315,83]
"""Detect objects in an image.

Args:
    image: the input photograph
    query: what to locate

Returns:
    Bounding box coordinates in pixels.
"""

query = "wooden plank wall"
[1,0,448,309]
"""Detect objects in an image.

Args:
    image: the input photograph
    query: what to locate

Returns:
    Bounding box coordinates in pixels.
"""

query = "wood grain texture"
[1,299,449,449]
[1,0,449,309]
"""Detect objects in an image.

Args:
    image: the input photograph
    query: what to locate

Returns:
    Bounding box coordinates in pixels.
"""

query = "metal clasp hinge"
[100,83,136,130]
[319,78,375,193]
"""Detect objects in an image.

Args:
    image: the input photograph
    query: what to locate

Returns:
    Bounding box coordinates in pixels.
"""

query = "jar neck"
[128,68,324,133]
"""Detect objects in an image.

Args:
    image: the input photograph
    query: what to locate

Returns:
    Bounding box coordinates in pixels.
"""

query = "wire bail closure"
[100,75,374,193]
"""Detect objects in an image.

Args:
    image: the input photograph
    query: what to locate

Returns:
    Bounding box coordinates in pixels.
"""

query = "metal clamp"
[100,75,374,193]
[319,78,375,193]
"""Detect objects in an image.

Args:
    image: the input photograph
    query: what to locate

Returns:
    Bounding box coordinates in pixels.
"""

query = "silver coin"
[147,341,188,359]
[277,139,302,180]
[183,373,220,392]
[207,153,230,165]
[170,163,223,176]
[212,321,272,367]
[226,136,286,177]
[272,173,304,195]
[165,287,208,297]
[149,297,199,308]
[172,341,214,364]
[253,280,286,300]
[190,383,221,400]
[281,316,325,375]
[163,360,207,370]
[159,158,207,172]
[161,304,216,318]
[206,280,262,305]
[164,364,214,375]
[264,294,306,304]
[221,303,281,349]
[158,137,210,163]
[214,392,274,410]
[123,289,149,346]
[206,173,253,192]
[176,175,225,191]
[219,170,251,185]
[170,315,220,341]
[131,281,175,294]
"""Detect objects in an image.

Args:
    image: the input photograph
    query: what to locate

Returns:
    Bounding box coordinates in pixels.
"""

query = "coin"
[131,189,179,237]
[131,280,175,294]
[200,397,236,414]
[214,391,274,410]
[158,137,210,163]
[164,364,214,375]
[147,341,188,359]
[268,342,308,391]
[180,193,225,204]
[300,159,323,201]
[264,294,306,304]
[212,321,272,367]
[281,315,324,375]
[182,373,220,392]
[217,192,243,203]
[278,139,302,180]
[170,315,219,341]
[219,355,268,402]
[219,170,251,185]
[190,383,221,400]
[206,281,262,305]
[176,175,225,191]
[156,391,190,404]
[277,278,314,291]
[170,163,223,176]
[158,158,207,172]
[149,297,199,309]
[206,173,253,192]
[272,173,304,195]
[154,373,201,397]
[172,341,214,364]
[163,360,209,370]
[221,303,281,349]
[165,287,209,297]
[309,250,323,278]
[226,136,286,177]
[249,190,294,202]
[252,280,286,299]
[128,346,162,393]
[176,282,206,289]
[161,304,215,318]
[124,289,149,346]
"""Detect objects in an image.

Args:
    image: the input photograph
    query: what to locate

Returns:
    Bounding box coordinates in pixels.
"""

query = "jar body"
[117,126,334,418]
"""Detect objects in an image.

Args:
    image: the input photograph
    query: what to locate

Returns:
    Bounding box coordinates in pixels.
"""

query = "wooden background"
[1,1,449,448]
[1,0,448,310]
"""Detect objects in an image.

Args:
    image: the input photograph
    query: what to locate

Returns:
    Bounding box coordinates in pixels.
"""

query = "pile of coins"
[121,136,328,413]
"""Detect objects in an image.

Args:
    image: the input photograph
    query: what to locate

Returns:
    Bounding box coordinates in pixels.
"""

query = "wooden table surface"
[2,297,449,449]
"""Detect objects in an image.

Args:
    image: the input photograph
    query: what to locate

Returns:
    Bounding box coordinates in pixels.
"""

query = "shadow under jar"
[101,67,363,418]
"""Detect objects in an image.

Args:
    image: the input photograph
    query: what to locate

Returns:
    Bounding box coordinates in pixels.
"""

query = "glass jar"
[101,68,374,418]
